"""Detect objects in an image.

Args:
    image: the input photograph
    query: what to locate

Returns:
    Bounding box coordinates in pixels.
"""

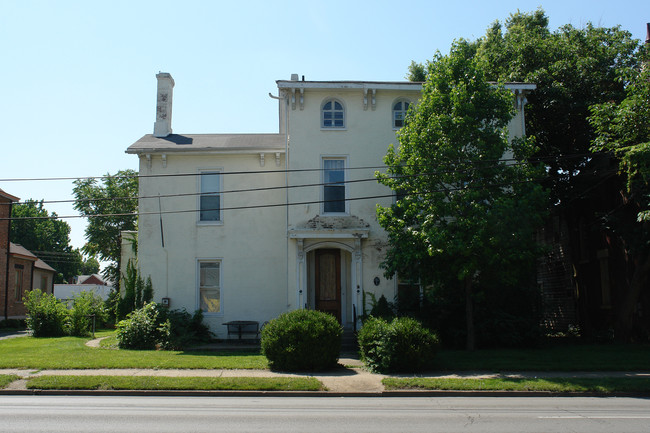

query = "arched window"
[393,99,411,128]
[322,99,345,128]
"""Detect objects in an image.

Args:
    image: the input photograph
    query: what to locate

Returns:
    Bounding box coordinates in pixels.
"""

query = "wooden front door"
[315,249,341,322]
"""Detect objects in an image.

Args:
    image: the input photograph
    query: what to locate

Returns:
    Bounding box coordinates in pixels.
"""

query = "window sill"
[197,221,224,226]
[201,312,224,318]
[320,127,347,131]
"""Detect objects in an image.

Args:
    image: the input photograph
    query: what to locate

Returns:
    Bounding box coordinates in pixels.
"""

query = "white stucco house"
[126,73,534,337]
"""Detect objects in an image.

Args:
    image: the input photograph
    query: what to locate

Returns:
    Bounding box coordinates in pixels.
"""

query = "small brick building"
[1,189,56,320]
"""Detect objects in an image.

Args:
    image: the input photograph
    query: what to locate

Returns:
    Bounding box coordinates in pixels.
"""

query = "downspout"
[4,202,13,321]
[29,257,34,294]
[269,90,291,309]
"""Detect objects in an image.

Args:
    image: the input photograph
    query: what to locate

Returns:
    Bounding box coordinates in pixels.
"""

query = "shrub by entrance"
[358,316,439,373]
[261,309,342,371]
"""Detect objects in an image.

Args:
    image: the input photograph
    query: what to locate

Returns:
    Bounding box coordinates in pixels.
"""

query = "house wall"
[131,77,532,335]
[137,151,288,335]
[6,257,33,319]
[32,268,54,294]
[0,197,10,320]
[284,86,423,313]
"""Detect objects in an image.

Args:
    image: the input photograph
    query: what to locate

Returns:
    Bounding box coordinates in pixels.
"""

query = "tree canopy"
[10,200,82,283]
[405,9,649,341]
[72,170,138,285]
[378,41,547,350]
[409,9,641,205]
[587,47,650,338]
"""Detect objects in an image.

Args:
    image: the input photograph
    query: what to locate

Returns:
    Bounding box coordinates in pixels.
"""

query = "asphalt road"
[2,395,650,432]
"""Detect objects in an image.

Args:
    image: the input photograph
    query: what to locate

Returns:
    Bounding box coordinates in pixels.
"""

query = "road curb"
[1,389,649,398]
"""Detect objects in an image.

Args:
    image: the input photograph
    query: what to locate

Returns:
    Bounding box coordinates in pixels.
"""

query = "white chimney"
[153,72,175,137]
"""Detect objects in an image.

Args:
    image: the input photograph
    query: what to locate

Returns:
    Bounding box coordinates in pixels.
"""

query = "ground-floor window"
[397,275,421,314]
[14,265,24,302]
[198,260,221,313]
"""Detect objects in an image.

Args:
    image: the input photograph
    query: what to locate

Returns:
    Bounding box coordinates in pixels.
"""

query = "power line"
[0,152,601,183]
[2,154,581,208]
[1,175,554,222]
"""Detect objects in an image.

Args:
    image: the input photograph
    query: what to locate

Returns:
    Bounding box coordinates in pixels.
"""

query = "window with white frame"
[321,99,345,128]
[323,158,346,213]
[199,171,221,222]
[198,260,221,314]
[393,99,411,128]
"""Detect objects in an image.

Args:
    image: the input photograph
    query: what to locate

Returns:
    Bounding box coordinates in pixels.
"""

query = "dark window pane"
[324,185,345,212]
[200,195,220,221]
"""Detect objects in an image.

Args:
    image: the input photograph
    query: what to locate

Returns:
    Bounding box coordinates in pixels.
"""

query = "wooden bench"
[223,321,259,341]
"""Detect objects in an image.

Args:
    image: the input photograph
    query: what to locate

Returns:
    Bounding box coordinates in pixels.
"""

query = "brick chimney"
[153,72,175,138]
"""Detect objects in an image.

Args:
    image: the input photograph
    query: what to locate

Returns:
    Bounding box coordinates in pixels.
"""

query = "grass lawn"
[0,375,18,389]
[2,331,650,373]
[383,377,650,394]
[27,375,324,391]
[433,343,650,371]
[0,331,268,370]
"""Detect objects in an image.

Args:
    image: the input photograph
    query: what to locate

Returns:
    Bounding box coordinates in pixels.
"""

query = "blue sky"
[1,0,647,251]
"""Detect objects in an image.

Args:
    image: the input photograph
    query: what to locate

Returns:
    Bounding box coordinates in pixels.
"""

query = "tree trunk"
[615,253,650,341]
[465,276,476,351]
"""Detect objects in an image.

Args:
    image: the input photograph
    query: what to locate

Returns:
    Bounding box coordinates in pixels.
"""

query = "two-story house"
[127,73,533,337]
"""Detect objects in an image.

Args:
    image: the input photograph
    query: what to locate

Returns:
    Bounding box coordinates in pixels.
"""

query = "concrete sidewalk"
[2,332,650,396]
[2,365,650,394]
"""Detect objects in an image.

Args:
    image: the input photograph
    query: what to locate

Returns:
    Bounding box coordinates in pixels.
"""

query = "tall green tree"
[408,9,640,204]
[407,9,646,340]
[10,200,82,283]
[80,256,100,275]
[378,42,547,350]
[72,170,138,286]
[475,10,640,204]
[588,54,650,338]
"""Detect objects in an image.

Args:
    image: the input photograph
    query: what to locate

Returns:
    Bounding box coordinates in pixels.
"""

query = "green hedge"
[116,303,212,350]
[358,316,439,373]
[261,309,342,371]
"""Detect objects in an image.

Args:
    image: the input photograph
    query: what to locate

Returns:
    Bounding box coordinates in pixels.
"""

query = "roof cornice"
[276,81,424,91]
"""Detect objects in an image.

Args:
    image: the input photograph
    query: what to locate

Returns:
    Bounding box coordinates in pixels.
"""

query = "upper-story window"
[322,99,345,129]
[393,99,411,128]
[199,170,221,222]
[323,158,347,214]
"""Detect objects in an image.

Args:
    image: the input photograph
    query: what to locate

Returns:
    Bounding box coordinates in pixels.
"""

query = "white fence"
[53,284,113,303]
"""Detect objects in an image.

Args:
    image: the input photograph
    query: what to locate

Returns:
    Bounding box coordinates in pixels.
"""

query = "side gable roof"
[0,188,19,202]
[34,259,56,273]
[9,243,38,262]
[10,243,57,273]
[126,133,286,154]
